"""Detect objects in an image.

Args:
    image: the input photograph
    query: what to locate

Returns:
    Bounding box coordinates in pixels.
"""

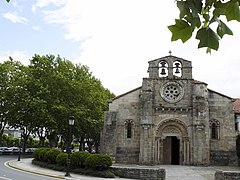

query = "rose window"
[161,82,184,103]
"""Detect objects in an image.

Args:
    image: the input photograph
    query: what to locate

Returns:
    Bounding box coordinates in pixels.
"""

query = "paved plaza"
[113,163,240,180]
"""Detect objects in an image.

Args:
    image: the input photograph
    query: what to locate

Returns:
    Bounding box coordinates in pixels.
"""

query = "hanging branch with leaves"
[168,0,240,53]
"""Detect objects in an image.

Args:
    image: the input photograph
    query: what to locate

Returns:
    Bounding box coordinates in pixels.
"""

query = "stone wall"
[111,167,165,180]
[101,88,141,163]
[215,171,240,180]
[116,147,140,164]
[210,150,237,166]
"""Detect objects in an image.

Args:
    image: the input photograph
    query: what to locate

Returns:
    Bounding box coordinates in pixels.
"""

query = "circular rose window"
[160,82,184,103]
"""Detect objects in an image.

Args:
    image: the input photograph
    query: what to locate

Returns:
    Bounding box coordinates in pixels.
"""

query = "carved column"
[183,137,190,165]
[155,138,163,164]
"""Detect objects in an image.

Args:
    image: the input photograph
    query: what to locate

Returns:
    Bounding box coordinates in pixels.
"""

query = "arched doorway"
[163,136,180,165]
[154,119,190,165]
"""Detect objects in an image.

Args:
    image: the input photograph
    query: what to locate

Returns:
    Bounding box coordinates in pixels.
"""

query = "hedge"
[70,151,90,168]
[85,154,112,170]
[32,148,50,161]
[56,153,68,166]
[32,148,113,172]
[44,148,61,164]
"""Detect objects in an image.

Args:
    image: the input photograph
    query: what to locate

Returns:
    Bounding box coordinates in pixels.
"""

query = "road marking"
[0,176,12,180]
[5,160,64,179]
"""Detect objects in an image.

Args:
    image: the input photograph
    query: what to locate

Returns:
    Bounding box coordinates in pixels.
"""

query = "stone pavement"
[6,158,240,180]
[113,163,240,180]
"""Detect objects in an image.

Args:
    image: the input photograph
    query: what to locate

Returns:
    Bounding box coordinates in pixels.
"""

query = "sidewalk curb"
[6,160,65,179]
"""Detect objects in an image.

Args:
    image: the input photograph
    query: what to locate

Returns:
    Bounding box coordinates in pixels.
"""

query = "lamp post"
[18,129,23,161]
[65,115,75,177]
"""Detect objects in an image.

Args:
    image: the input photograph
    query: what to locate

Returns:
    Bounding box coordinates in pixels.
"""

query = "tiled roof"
[234,99,240,113]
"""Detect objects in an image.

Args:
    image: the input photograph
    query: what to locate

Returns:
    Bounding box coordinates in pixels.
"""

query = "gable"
[108,87,141,111]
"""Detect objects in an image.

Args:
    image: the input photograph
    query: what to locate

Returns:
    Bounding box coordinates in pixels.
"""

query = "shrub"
[32,148,41,160]
[85,154,112,171]
[32,159,115,178]
[39,148,51,162]
[32,148,50,161]
[56,153,68,166]
[44,148,61,164]
[70,151,90,168]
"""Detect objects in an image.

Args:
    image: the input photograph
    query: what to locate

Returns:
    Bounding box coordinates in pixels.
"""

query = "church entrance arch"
[154,119,190,165]
[163,136,180,165]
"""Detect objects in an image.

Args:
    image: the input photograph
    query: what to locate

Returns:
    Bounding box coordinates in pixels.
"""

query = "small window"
[127,123,132,138]
[125,120,134,139]
[211,123,217,139]
[210,119,220,140]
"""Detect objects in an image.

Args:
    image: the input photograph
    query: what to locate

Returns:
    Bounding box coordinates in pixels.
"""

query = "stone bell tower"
[139,55,210,165]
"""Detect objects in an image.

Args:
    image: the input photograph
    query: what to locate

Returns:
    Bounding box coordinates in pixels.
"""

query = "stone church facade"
[101,55,238,166]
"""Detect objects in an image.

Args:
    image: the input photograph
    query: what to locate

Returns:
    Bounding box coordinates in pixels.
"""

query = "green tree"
[169,0,240,53]
[26,54,113,151]
[7,61,35,153]
[0,54,113,152]
[0,58,25,145]
[0,61,10,143]
[27,54,56,147]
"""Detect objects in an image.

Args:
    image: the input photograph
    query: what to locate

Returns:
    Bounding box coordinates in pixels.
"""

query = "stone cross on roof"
[168,50,172,56]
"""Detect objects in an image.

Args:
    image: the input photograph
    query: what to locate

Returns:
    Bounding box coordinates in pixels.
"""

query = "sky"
[0,0,240,98]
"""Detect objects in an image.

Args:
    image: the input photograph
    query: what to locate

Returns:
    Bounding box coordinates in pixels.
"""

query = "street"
[0,156,58,180]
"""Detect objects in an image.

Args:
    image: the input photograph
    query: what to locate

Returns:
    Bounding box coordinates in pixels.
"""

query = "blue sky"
[0,0,240,98]
[0,0,80,59]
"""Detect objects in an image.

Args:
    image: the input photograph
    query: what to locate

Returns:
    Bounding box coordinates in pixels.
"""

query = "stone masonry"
[101,55,238,166]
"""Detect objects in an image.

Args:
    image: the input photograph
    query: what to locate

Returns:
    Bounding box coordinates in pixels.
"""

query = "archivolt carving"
[155,119,188,136]
[162,126,180,134]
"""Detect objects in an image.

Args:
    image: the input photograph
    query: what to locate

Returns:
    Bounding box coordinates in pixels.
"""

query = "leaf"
[177,1,190,19]
[209,15,219,24]
[168,19,193,43]
[225,1,240,22]
[185,14,201,28]
[217,20,233,38]
[6,0,10,2]
[213,1,227,17]
[193,0,203,13]
[206,0,217,6]
[196,27,220,50]
[186,1,200,18]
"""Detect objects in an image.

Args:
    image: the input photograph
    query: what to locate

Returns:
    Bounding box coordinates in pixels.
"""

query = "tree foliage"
[0,54,114,152]
[0,59,26,144]
[168,0,240,53]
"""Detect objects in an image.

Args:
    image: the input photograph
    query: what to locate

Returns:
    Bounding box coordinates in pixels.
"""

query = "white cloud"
[3,11,28,24]
[32,0,66,13]
[32,25,42,31]
[32,0,240,97]
[0,51,31,65]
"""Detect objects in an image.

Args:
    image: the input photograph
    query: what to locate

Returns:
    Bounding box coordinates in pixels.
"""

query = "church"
[101,55,239,166]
